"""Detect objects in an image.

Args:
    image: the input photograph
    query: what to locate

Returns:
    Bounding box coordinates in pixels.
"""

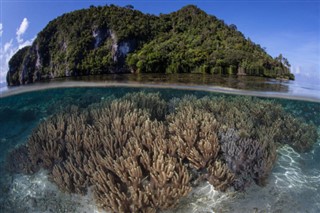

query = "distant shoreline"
[1,80,319,103]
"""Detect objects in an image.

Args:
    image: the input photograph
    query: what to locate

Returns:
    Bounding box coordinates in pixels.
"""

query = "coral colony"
[6,92,318,212]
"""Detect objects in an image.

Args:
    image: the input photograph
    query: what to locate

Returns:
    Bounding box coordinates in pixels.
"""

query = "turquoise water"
[0,87,229,162]
[0,85,319,212]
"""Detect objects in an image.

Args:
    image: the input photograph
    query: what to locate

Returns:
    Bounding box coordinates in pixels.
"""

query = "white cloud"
[0,18,35,84]
[0,23,3,37]
[291,65,301,75]
[18,37,35,49]
[4,39,13,52]
[16,18,29,43]
[0,41,16,84]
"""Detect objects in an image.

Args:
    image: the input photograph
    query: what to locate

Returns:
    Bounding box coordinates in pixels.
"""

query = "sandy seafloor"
[0,81,320,213]
[1,142,319,213]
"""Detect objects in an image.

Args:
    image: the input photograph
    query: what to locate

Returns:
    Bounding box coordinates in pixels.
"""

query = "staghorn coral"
[274,115,318,152]
[122,91,167,120]
[168,106,220,170]
[206,160,235,192]
[172,95,318,152]
[93,171,131,212]
[6,92,318,212]
[50,152,90,195]
[27,113,67,170]
[140,148,191,209]
[89,100,152,158]
[90,106,191,211]
[16,97,191,212]
[220,129,277,190]
[93,146,191,212]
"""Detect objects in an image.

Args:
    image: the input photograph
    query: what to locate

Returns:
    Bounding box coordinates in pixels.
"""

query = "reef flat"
[2,89,318,212]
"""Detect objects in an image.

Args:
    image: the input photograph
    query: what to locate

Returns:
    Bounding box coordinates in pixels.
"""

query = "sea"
[0,73,319,212]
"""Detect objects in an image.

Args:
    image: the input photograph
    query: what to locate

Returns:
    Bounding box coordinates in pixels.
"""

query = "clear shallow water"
[1,73,320,101]
[0,83,319,212]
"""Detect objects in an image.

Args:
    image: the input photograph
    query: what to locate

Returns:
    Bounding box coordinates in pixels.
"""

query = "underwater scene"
[0,85,319,212]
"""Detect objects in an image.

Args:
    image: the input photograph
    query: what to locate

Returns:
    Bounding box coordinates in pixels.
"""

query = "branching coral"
[10,97,190,212]
[122,91,167,120]
[6,92,318,212]
[93,146,191,212]
[206,160,235,192]
[171,95,318,152]
[51,153,90,195]
[90,104,191,211]
[27,113,67,170]
[168,106,220,170]
[274,115,318,152]
[140,148,191,209]
[220,129,277,190]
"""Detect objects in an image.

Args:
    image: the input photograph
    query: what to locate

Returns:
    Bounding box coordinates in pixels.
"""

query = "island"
[6,4,294,86]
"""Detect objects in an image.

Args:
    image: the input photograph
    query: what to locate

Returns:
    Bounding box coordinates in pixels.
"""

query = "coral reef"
[220,129,277,190]
[27,112,68,170]
[168,106,220,170]
[6,92,318,212]
[274,115,318,152]
[122,91,168,120]
[206,160,235,192]
[171,95,318,152]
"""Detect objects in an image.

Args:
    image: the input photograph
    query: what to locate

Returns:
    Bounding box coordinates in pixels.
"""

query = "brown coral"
[50,153,90,194]
[27,113,67,170]
[168,106,220,170]
[6,92,318,212]
[206,160,235,192]
[93,147,191,212]
[18,97,191,212]
[89,102,191,211]
[171,95,318,152]
[122,91,168,120]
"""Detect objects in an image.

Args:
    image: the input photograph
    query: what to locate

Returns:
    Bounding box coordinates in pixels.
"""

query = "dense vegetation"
[7,4,294,86]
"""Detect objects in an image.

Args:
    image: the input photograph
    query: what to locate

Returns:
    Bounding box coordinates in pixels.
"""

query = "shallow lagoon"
[0,76,319,212]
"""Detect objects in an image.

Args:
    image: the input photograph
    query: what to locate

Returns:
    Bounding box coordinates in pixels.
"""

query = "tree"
[282,57,290,68]
[125,5,134,10]
[229,24,237,31]
[275,54,290,68]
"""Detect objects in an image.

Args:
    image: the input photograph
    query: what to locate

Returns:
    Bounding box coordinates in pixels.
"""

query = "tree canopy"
[7,4,294,86]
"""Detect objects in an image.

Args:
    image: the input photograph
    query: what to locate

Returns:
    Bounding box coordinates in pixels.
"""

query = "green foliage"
[127,5,293,79]
[7,46,31,86]
[7,4,295,86]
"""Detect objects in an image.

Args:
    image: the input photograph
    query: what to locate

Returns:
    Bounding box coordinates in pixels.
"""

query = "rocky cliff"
[6,5,294,86]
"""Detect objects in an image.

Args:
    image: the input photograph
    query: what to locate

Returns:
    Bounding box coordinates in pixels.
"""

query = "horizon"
[0,0,319,84]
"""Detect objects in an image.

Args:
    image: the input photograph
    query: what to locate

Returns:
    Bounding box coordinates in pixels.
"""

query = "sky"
[0,0,319,84]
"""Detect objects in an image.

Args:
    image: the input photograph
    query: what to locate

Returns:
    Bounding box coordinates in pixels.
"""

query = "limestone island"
[6,4,294,86]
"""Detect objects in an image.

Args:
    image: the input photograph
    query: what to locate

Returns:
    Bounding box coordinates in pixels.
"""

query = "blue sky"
[0,0,319,84]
